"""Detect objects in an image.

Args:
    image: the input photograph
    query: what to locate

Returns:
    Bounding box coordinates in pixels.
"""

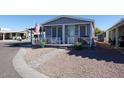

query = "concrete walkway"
[13,48,49,78]
[28,49,65,68]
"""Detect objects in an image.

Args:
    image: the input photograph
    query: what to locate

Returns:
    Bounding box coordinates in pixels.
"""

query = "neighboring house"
[97,31,106,42]
[0,28,28,40]
[106,19,124,48]
[42,16,95,47]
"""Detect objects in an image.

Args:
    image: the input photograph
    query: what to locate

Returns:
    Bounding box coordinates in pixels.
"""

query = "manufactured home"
[42,16,95,47]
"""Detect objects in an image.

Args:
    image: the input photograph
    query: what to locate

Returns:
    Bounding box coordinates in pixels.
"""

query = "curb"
[13,48,49,78]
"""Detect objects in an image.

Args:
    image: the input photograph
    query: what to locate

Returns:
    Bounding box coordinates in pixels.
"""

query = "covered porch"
[43,23,93,45]
[41,16,95,47]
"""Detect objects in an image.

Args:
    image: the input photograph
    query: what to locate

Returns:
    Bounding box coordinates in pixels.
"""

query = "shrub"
[74,42,82,50]
[39,40,45,48]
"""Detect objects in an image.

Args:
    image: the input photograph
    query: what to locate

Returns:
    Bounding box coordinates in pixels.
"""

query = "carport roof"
[0,30,27,33]
[107,19,124,31]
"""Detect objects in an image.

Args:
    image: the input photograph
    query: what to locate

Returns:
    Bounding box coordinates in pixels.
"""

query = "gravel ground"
[25,46,124,78]
[25,48,56,64]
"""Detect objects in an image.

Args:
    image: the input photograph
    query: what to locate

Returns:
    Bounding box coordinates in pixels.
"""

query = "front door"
[67,25,75,44]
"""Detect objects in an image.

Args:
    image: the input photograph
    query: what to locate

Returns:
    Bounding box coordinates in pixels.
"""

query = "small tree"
[94,27,101,36]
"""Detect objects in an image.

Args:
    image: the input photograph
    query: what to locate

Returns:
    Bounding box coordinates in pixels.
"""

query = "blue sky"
[0,15,124,31]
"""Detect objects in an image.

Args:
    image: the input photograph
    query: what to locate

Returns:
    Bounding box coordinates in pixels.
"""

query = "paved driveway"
[0,42,21,78]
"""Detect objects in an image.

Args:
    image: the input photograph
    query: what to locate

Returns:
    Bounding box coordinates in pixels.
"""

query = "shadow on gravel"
[67,46,124,64]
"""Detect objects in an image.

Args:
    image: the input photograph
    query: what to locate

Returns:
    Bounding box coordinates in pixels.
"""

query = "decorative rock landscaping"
[24,47,124,78]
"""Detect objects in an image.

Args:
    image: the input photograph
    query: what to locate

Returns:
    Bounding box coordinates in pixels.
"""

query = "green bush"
[39,41,45,48]
[74,42,83,50]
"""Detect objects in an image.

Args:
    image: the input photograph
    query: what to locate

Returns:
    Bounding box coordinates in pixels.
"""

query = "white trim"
[78,25,80,37]
[44,27,46,37]
[91,23,94,38]
[85,24,87,36]
[51,26,52,42]
[115,28,119,48]
[89,23,93,47]
[62,24,65,44]
[84,25,88,36]
[56,27,58,38]
[41,26,44,40]
[106,31,109,42]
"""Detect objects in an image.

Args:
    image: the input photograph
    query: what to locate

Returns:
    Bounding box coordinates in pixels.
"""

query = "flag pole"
[34,23,40,45]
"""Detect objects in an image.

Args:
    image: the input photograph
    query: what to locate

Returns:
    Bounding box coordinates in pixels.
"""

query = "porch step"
[45,44,74,49]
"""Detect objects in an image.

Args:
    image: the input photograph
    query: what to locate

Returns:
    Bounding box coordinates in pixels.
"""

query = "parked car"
[16,36,22,41]
[97,35,104,42]
[119,36,124,47]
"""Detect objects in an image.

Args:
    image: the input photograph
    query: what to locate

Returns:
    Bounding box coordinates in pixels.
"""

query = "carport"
[0,30,27,40]
[106,19,124,48]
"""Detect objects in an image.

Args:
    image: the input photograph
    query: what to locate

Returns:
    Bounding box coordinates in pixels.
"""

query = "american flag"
[34,24,40,34]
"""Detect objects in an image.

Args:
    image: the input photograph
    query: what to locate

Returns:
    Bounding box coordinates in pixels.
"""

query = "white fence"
[46,37,61,44]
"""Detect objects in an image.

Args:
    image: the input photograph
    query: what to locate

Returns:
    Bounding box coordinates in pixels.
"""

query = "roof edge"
[106,18,124,31]
[41,15,95,26]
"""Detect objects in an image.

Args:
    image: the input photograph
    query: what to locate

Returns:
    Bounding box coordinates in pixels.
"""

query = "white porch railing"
[46,37,61,44]
[67,36,90,44]
[45,36,90,44]
[32,38,41,45]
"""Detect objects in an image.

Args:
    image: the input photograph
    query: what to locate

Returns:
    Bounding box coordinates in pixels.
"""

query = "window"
[58,27,62,38]
[45,27,51,36]
[80,25,86,37]
[52,27,56,37]
[75,25,78,35]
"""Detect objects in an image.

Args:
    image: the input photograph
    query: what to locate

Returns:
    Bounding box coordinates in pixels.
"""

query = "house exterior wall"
[118,26,124,36]
[105,31,109,42]
[109,30,114,41]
